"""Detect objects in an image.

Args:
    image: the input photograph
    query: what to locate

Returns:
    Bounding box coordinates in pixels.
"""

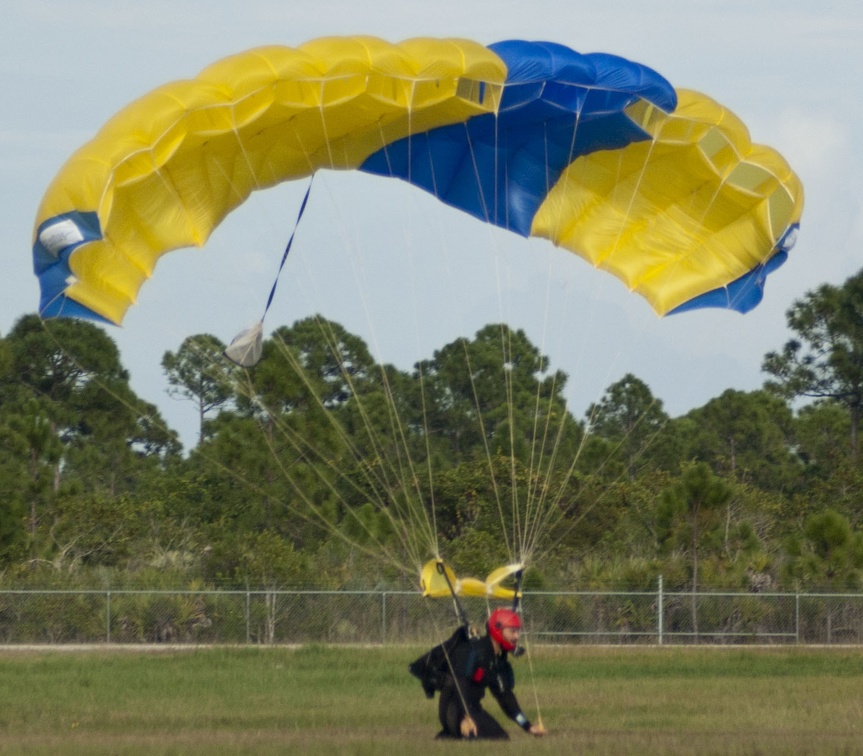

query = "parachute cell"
[32,37,803,324]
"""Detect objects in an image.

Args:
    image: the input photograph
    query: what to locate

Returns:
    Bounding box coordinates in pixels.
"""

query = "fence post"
[795,591,800,644]
[657,575,664,646]
[245,590,251,645]
[106,590,111,644]
[381,591,387,645]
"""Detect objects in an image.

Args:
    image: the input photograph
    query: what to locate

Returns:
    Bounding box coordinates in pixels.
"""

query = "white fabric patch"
[781,226,799,251]
[225,322,264,367]
[39,219,84,255]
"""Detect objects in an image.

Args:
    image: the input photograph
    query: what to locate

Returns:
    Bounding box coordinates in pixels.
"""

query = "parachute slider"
[420,559,523,600]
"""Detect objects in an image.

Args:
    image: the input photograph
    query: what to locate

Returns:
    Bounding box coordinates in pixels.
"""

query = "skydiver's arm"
[489,662,546,735]
[490,685,530,728]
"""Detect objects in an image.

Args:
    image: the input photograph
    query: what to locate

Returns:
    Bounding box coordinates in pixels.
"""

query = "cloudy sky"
[3,1,862,449]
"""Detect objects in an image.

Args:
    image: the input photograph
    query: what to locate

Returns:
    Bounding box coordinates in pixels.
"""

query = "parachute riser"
[510,568,525,657]
[436,559,471,630]
[511,568,524,613]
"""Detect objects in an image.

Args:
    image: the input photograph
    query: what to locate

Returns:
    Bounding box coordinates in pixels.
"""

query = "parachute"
[33,37,803,327]
[31,37,805,613]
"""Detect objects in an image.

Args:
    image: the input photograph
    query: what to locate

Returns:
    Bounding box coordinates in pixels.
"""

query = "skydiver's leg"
[471,707,509,740]
[436,681,462,738]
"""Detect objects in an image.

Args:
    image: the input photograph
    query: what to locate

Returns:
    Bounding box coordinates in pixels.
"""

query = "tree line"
[3,270,863,593]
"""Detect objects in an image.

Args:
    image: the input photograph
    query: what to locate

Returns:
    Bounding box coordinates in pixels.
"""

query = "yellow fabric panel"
[420,559,457,597]
[420,559,519,599]
[532,89,804,315]
[457,577,517,600]
[34,38,506,325]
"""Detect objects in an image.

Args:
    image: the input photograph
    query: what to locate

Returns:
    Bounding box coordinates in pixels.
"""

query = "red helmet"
[487,608,522,652]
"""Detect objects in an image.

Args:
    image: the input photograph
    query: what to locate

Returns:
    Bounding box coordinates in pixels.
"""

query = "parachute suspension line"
[513,111,672,563]
[463,120,492,227]
[524,426,573,564]
[225,214,435,579]
[521,111,597,565]
[523,389,674,571]
[345,87,445,567]
[521,392,562,565]
[464,338,509,562]
[459,121,519,564]
[216,124,430,574]
[500,324,523,561]
[277,160,434,569]
[505,567,543,725]
[491,111,528,564]
[399,80,443,561]
[517,321,576,565]
[533,402,674,566]
[34,309,408,574]
[519,609,545,731]
[525,367,568,560]
[507,116,661,563]
[262,178,313,322]
[269,151,439,571]
[458,336,514,563]
[516,108,591,567]
[317,78,337,171]
[520,121,558,565]
[290,300,439,567]
[230,352,426,575]
[458,111,578,569]
[330,85,443,567]
[36,318,415,574]
[415,358,441,559]
[523,411,598,568]
[528,400,579,561]
[278,323,434,570]
[494,121,563,567]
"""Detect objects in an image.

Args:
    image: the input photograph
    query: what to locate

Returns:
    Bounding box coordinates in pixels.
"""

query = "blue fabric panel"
[33,211,101,274]
[34,211,110,323]
[38,267,112,323]
[668,248,790,315]
[360,40,677,236]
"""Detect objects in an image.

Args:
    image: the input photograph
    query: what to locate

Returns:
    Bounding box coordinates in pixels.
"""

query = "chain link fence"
[2,580,863,645]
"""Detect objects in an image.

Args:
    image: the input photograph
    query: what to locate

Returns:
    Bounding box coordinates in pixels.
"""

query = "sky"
[3,1,862,451]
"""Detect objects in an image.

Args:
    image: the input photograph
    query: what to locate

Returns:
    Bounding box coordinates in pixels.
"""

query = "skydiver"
[410,608,547,740]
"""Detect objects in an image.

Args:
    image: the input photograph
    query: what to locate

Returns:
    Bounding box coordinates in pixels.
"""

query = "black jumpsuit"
[436,634,530,740]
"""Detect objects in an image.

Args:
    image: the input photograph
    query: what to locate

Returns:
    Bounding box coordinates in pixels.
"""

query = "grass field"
[1,644,862,754]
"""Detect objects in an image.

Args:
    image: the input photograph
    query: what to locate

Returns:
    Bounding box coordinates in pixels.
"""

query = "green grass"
[1,645,862,754]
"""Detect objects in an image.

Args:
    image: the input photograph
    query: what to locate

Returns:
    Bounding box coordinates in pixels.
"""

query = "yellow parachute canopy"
[34,37,802,325]
[420,559,523,600]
